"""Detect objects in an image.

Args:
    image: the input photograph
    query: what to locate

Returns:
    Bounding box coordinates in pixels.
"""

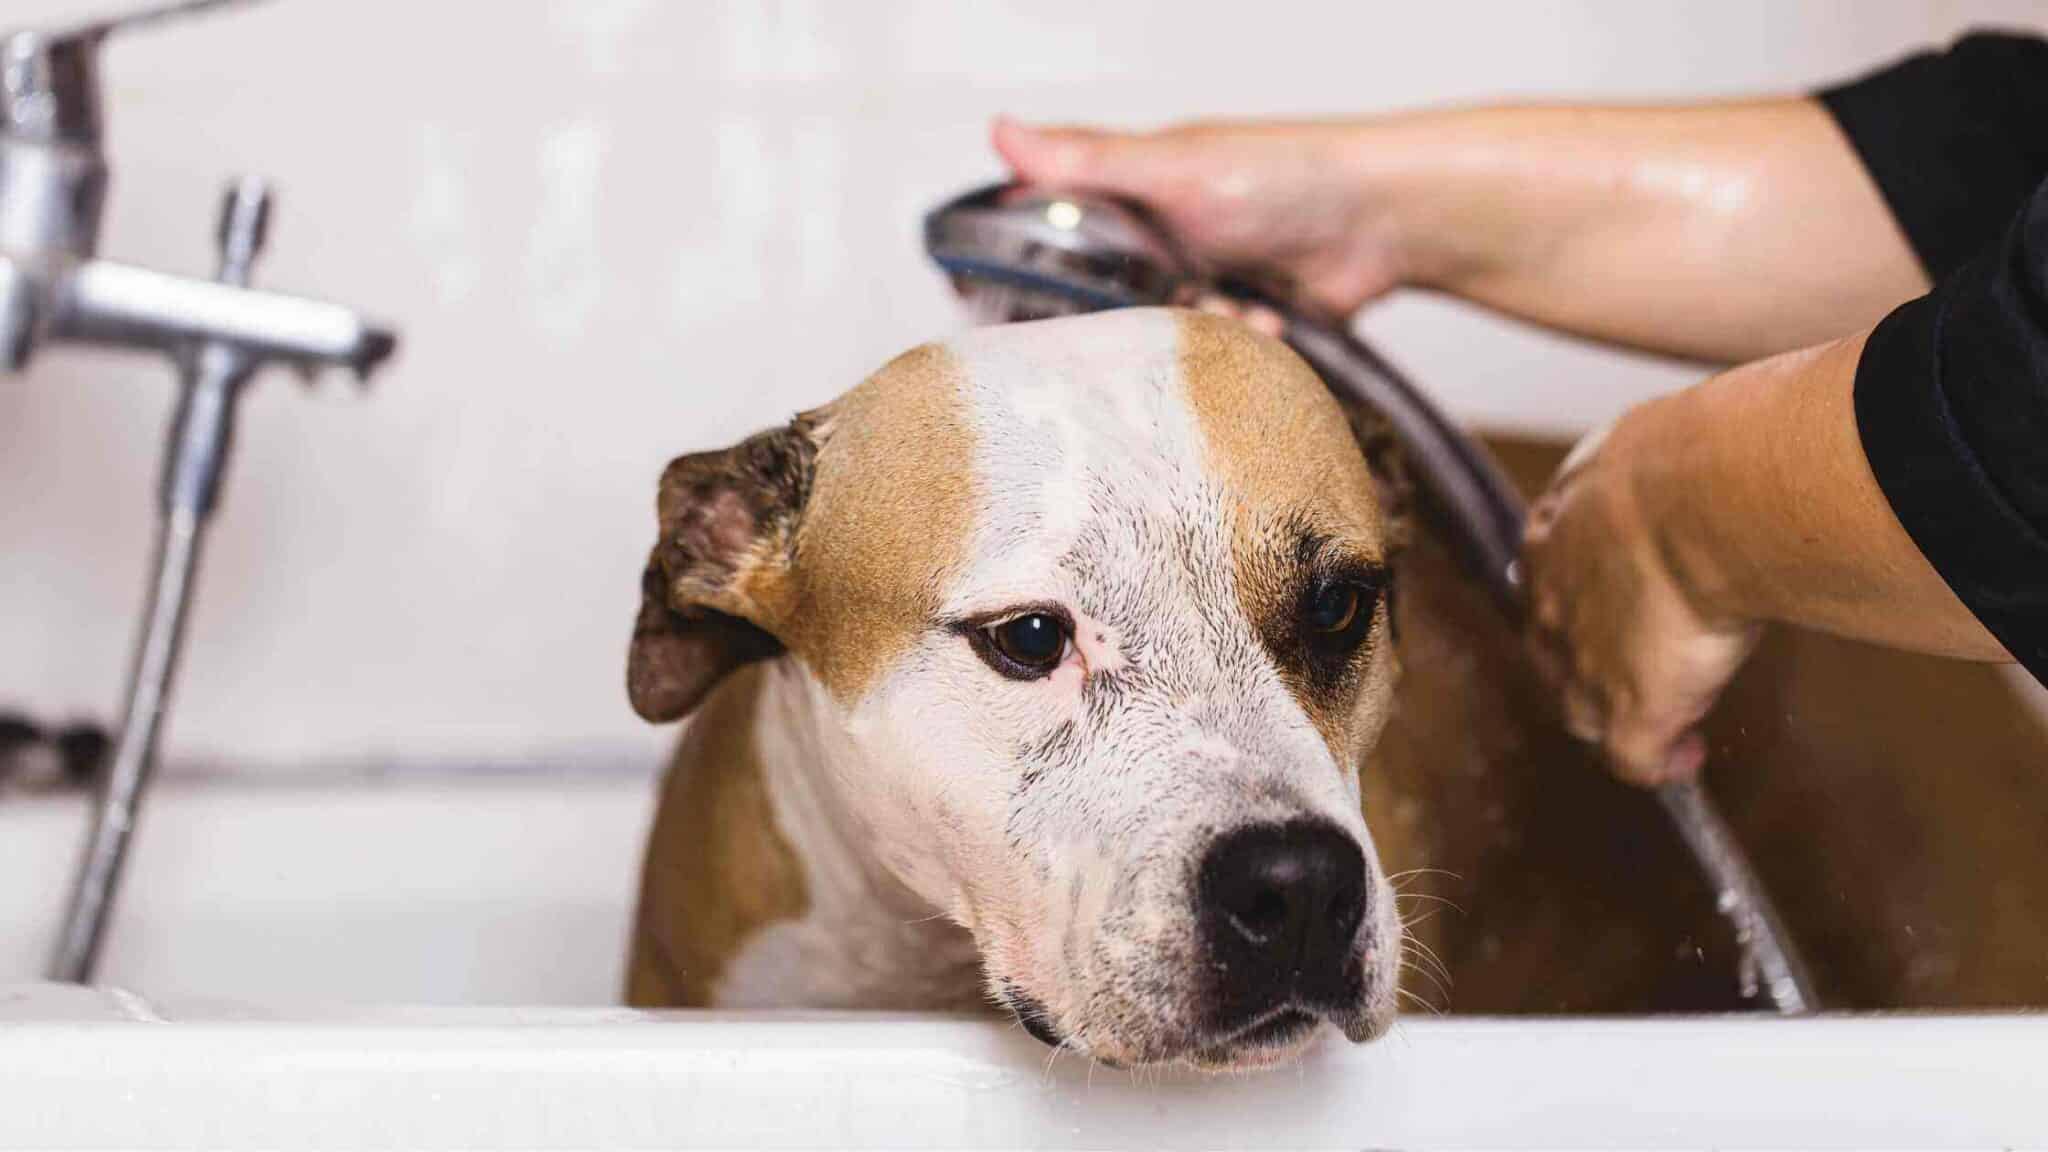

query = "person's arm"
[1520,32,2048,783]
[997,98,1925,364]
[1521,329,2012,783]
[1525,167,2048,783]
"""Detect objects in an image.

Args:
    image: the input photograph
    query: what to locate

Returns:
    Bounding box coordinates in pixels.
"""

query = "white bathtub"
[1,770,655,1004]
[4,771,2046,1149]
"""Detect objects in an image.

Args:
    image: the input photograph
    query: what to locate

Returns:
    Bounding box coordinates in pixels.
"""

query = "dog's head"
[630,309,1407,1069]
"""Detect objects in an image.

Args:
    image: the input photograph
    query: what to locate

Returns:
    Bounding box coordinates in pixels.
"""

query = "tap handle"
[214,177,269,288]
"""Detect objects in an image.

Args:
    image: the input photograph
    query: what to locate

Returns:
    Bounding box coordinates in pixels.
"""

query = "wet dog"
[625,309,1405,1068]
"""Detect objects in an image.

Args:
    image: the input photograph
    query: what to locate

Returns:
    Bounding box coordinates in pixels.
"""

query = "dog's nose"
[1197,819,1367,1013]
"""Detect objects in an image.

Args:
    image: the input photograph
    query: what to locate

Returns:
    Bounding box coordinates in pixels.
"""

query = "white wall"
[3,0,2040,768]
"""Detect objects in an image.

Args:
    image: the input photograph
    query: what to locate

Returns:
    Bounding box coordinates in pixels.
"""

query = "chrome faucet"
[1,0,401,983]
[0,1,393,376]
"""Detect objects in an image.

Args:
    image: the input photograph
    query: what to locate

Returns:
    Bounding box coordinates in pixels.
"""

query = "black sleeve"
[1852,177,2048,683]
[1819,31,2048,281]
[1819,31,2048,683]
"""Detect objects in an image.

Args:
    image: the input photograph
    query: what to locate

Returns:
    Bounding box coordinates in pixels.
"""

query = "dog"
[625,306,2048,1066]
[624,308,1408,1069]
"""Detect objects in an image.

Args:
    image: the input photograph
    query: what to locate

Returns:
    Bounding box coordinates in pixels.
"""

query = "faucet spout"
[50,258,397,380]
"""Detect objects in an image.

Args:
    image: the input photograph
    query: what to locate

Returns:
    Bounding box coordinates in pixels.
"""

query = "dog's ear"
[627,412,827,723]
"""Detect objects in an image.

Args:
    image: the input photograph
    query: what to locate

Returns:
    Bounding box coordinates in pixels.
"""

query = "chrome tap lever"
[45,180,274,983]
[1,1,394,379]
[48,260,397,380]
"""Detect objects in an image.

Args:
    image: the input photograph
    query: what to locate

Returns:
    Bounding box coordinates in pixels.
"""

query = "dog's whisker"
[1395,982,1439,1010]
[1393,891,1465,913]
[1397,934,1454,989]
[1405,950,1455,991]
[1399,957,1453,999]
[1400,974,1449,1009]
[1389,1019,1416,1050]
[1398,938,1448,971]
[1408,938,1452,980]
[1040,1032,1076,1081]
[1400,951,1449,988]
[1387,866,1464,888]
[1396,985,1445,1016]
[1399,905,1446,932]
[1398,905,1454,934]
[1403,933,1455,985]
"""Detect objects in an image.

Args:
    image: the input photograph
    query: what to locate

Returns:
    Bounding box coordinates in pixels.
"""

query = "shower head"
[924,183,1196,323]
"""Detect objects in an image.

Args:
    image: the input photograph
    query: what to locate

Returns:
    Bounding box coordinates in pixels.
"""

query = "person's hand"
[1520,394,1760,786]
[1521,335,2013,786]
[993,117,1418,326]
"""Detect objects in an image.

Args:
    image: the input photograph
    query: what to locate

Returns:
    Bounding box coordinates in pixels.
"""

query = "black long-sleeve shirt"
[1818,31,2048,684]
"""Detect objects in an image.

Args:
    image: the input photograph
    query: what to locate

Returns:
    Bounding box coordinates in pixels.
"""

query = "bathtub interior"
[1,766,655,1005]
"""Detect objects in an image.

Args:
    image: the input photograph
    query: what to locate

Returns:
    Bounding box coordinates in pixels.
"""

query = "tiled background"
[3,1,2041,768]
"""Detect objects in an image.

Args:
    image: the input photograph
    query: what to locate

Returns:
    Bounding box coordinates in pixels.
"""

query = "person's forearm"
[1355,100,1929,363]
[1643,332,2004,658]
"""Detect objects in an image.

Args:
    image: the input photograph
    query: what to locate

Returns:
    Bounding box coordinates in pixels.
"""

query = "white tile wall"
[3,1,2041,766]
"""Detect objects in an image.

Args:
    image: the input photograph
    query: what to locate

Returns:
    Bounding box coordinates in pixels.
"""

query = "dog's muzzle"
[1195,818,1369,1033]
[999,817,1379,1064]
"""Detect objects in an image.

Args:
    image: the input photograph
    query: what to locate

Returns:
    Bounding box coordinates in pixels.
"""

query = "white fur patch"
[713,660,983,1010]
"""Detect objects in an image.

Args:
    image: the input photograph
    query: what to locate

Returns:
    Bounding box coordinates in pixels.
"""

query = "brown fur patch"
[777,344,979,705]
[1176,311,1397,759]
[628,663,808,1006]
[1176,312,1390,550]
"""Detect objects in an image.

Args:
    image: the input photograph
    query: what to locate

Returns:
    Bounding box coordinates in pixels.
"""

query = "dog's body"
[627,309,2048,1061]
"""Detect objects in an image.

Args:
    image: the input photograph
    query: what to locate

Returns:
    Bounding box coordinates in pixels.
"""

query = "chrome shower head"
[924,183,1196,323]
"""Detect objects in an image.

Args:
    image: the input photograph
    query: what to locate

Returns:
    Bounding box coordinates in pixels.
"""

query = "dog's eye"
[1304,583,1360,634]
[1300,579,1378,655]
[975,613,1069,680]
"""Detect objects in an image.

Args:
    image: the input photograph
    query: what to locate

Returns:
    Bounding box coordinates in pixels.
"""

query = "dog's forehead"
[941,308,1387,574]
[790,308,1383,702]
